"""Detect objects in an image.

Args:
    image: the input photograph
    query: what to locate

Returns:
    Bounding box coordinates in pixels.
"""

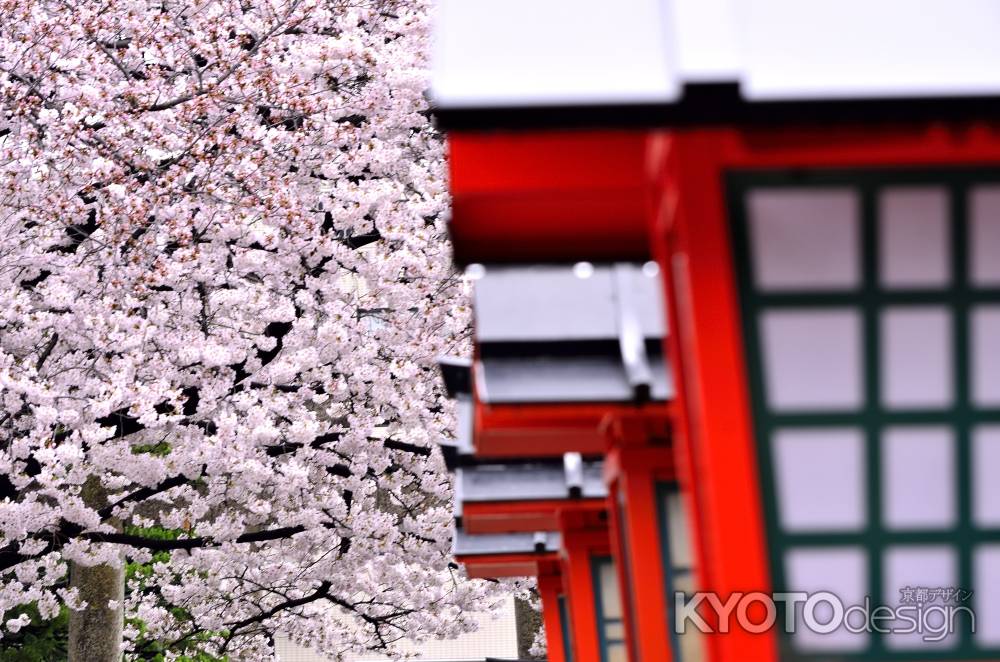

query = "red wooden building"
[440,358,638,662]
[432,1,1000,661]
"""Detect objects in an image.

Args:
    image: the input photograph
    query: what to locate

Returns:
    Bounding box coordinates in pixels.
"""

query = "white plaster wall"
[275,596,519,662]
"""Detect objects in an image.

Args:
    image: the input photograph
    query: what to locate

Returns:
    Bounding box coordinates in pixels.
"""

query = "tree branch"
[81,525,307,551]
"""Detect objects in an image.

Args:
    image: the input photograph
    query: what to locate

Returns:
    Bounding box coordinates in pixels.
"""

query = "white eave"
[432,0,681,108]
[432,0,1000,108]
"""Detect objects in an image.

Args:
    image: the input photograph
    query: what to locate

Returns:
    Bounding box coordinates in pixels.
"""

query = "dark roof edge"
[433,82,1000,132]
[438,356,472,398]
[438,444,605,471]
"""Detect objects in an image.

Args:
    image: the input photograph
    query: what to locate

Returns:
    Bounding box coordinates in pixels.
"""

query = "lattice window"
[591,556,627,662]
[657,482,705,661]
[729,169,1000,658]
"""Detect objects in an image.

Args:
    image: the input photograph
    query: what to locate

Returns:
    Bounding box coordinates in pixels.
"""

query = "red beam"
[447,130,652,264]
[462,499,606,535]
[474,400,673,459]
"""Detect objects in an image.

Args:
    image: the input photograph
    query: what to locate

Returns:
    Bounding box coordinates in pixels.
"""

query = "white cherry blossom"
[0,0,497,658]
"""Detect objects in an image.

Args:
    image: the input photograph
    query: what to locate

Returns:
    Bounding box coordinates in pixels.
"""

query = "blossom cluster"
[0,0,501,658]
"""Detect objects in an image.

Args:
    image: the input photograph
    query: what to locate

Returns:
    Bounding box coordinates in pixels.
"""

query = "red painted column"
[559,524,609,662]
[538,572,568,662]
[652,129,777,662]
[607,444,677,662]
[605,473,637,662]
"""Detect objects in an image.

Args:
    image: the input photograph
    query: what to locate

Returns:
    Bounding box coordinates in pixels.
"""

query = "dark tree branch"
[81,525,307,551]
[97,471,197,520]
[35,332,59,371]
[0,434,432,571]
[224,580,331,636]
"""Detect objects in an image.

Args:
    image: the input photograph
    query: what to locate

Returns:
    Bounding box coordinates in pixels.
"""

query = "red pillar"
[538,572,568,662]
[560,524,608,662]
[652,129,776,662]
[606,444,677,662]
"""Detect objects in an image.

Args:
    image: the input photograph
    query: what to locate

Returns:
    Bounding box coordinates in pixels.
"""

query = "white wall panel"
[882,427,955,530]
[774,428,866,531]
[883,546,958,649]
[973,426,1000,527]
[881,307,953,409]
[970,186,1000,287]
[975,545,1000,645]
[761,309,863,411]
[748,189,861,292]
[785,547,868,651]
[665,490,694,569]
[879,187,950,289]
[276,597,519,661]
[972,306,1000,406]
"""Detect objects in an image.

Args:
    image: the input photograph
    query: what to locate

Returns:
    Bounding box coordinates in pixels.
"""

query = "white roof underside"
[432,0,681,108]
[432,0,1000,106]
[473,264,666,343]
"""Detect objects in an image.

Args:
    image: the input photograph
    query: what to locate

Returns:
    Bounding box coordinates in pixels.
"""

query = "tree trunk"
[68,558,125,662]
[68,476,125,662]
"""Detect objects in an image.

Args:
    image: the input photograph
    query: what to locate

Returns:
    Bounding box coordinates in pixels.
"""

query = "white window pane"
[881,307,953,409]
[974,545,1000,645]
[761,309,863,411]
[748,188,861,292]
[973,426,1000,527]
[884,546,958,650]
[785,547,868,651]
[879,187,950,289]
[606,642,628,662]
[665,491,695,569]
[678,626,707,662]
[970,186,1000,287]
[972,306,1000,406]
[597,560,622,620]
[774,428,866,532]
[882,427,956,530]
[672,571,696,596]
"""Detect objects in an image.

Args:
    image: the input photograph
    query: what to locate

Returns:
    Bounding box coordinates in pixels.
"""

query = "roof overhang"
[453,527,563,578]
[454,455,609,533]
[432,0,1000,131]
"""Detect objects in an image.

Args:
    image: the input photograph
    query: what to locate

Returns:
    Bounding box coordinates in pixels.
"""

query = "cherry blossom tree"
[0,0,501,659]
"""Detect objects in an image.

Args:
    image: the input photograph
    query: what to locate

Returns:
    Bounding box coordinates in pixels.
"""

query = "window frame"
[728,167,1000,659]
[590,555,626,662]
[656,481,698,661]
[558,594,575,662]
